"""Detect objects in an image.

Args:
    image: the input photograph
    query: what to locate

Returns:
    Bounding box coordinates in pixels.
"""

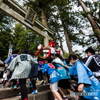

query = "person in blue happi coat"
[3,49,19,89]
[37,57,44,85]
[68,54,100,100]
[42,57,62,100]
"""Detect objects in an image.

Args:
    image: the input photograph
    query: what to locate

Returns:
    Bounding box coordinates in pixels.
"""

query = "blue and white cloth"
[38,61,44,71]
[42,63,61,84]
[8,54,38,80]
[53,57,70,79]
[4,54,18,67]
[69,60,100,100]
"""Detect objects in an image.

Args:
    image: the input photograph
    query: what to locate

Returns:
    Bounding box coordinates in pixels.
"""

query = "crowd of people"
[1,43,100,100]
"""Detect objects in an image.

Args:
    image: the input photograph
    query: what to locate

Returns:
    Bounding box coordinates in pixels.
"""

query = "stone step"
[1,90,74,100]
[0,85,50,99]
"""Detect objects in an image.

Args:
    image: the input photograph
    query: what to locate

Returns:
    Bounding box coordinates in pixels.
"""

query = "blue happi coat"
[4,54,18,67]
[53,57,70,79]
[69,60,100,100]
[42,63,61,84]
[38,61,44,71]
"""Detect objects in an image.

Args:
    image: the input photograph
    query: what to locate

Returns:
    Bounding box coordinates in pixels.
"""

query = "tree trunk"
[62,21,73,54]
[41,8,49,28]
[58,8,73,54]
[78,0,100,42]
[54,21,66,56]
[99,5,100,20]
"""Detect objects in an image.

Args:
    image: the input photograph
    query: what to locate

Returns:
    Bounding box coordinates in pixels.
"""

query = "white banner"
[8,43,13,57]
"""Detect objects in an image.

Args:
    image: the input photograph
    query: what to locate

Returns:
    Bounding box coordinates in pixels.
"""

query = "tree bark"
[99,5,100,20]
[58,8,73,54]
[62,21,73,54]
[78,0,100,42]
[0,0,3,6]
[54,21,66,56]
[41,8,49,28]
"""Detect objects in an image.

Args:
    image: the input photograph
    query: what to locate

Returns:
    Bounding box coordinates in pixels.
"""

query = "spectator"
[85,47,100,80]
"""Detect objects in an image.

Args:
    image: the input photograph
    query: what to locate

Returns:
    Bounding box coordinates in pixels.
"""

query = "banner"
[8,43,13,57]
